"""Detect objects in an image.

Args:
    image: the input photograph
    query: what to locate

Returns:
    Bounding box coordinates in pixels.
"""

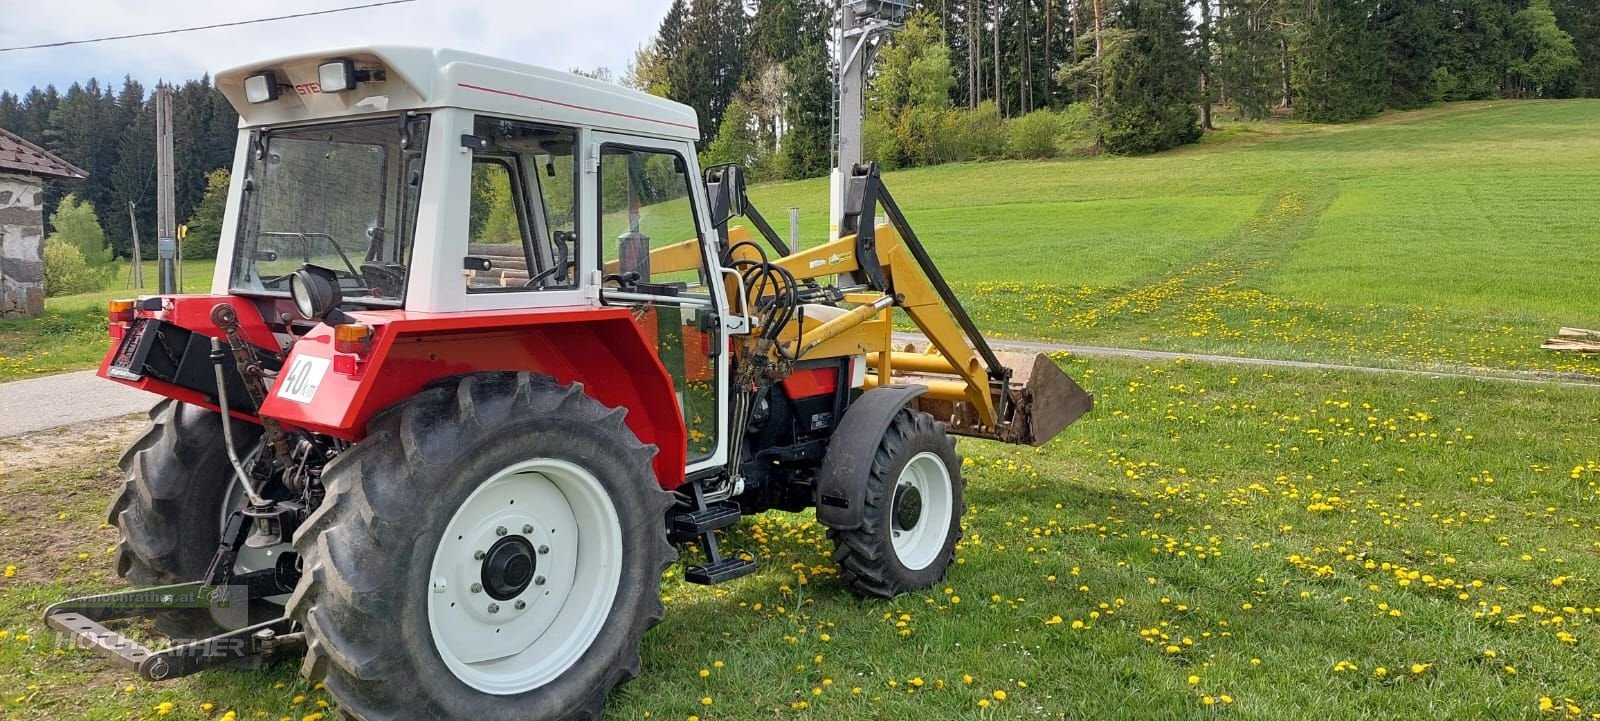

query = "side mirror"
[705,163,748,227]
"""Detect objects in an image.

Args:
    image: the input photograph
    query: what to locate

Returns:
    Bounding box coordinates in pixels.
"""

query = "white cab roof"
[215,46,700,140]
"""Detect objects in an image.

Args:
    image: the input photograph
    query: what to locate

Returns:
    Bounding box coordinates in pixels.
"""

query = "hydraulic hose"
[211,338,269,507]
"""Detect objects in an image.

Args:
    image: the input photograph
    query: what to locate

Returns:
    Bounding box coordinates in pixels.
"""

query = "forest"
[2,0,1595,260]
[0,78,236,261]
[635,0,1600,174]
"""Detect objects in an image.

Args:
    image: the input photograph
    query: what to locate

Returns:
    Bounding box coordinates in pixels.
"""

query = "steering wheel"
[361,262,407,298]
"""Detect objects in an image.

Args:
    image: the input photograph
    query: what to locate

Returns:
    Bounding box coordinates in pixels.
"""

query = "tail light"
[333,323,373,355]
[108,299,136,323]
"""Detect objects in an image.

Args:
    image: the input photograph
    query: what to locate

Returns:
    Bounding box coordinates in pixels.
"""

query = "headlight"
[317,59,358,93]
[289,266,341,321]
[244,72,280,104]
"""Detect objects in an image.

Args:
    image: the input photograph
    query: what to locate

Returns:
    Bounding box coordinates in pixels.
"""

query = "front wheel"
[287,373,675,721]
[828,408,964,598]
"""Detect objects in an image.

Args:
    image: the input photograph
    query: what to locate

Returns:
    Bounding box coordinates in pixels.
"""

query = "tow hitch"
[44,583,300,681]
[45,506,303,680]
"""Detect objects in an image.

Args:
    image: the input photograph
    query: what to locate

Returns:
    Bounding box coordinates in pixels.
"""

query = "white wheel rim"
[427,458,623,695]
[890,451,954,571]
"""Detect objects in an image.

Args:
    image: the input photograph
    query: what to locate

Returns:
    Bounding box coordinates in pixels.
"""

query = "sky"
[0,0,674,95]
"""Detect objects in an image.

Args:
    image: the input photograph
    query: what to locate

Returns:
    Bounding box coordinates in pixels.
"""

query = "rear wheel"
[828,409,964,598]
[109,399,285,638]
[288,373,674,721]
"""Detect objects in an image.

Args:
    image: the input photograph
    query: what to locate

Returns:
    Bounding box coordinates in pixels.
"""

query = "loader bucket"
[891,347,1094,447]
[996,351,1094,446]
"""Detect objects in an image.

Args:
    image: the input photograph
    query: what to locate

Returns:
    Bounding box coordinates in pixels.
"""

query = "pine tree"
[1216,0,1281,119]
[1292,0,1386,122]
[0,92,23,133]
[668,0,749,135]
[1100,0,1201,154]
[1550,0,1600,96]
[44,80,120,245]
[106,77,152,258]
[783,0,835,178]
[1438,0,1514,100]
[1379,0,1444,109]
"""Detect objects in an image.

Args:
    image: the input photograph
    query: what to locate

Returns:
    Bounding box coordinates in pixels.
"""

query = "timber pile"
[1542,327,1600,353]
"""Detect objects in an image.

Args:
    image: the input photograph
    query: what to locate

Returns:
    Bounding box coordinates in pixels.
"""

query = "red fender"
[102,299,689,490]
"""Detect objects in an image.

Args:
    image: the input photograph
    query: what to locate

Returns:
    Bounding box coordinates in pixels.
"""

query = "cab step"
[669,501,742,537]
[686,556,758,585]
[676,481,756,585]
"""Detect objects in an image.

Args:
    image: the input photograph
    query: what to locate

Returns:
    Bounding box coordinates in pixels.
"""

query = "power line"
[0,0,419,53]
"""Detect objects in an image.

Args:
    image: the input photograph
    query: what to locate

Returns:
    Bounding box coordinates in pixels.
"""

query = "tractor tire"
[288,373,675,721]
[108,399,269,639]
[828,408,964,599]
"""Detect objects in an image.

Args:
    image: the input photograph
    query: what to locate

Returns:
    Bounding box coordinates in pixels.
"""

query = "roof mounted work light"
[317,59,359,93]
[243,71,280,104]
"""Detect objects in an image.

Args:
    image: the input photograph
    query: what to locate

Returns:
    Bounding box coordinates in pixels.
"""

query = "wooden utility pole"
[127,201,144,289]
[155,83,178,294]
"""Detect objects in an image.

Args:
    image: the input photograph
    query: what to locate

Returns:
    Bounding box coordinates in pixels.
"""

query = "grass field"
[1,354,1596,720]
[3,101,1597,381]
[0,260,215,383]
[746,100,1600,377]
[1,101,1598,721]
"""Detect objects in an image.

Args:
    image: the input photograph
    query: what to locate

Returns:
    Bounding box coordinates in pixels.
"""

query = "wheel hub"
[481,536,537,601]
[893,484,923,532]
[888,451,955,572]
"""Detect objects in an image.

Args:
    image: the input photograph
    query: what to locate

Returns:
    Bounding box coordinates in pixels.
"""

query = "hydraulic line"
[211,338,269,507]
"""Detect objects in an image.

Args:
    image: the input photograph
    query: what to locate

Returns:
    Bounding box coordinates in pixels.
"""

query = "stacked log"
[465,244,531,287]
[1542,328,1600,353]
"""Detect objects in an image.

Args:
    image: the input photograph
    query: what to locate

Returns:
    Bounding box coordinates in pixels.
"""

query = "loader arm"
[733,163,1093,446]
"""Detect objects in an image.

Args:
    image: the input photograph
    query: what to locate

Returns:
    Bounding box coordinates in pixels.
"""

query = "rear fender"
[259,307,689,489]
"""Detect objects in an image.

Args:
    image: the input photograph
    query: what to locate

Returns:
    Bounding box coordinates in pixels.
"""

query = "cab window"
[464,117,578,292]
[597,145,710,297]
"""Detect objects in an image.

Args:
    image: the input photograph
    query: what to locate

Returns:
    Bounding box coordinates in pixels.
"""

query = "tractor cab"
[56,46,1092,721]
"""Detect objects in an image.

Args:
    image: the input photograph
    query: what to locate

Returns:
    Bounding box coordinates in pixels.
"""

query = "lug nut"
[534,576,546,586]
[522,524,534,534]
[487,603,500,614]
[514,600,526,610]
[470,582,483,594]
[496,526,508,536]
[473,550,485,560]
[538,545,550,555]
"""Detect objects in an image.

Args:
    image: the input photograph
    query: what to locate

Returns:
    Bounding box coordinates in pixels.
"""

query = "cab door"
[587,133,733,474]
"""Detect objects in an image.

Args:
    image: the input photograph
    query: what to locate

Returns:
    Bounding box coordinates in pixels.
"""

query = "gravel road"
[0,370,154,438]
[0,337,1593,440]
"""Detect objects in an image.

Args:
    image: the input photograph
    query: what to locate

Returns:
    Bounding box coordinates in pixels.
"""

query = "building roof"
[216,46,701,141]
[0,127,87,181]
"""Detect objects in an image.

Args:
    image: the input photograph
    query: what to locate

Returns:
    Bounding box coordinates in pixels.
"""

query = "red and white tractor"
[47,46,1092,721]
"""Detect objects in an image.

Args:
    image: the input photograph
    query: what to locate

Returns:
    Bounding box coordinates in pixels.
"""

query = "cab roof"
[215,46,700,141]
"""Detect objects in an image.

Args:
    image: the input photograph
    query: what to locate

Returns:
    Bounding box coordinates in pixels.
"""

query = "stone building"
[1,128,87,318]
